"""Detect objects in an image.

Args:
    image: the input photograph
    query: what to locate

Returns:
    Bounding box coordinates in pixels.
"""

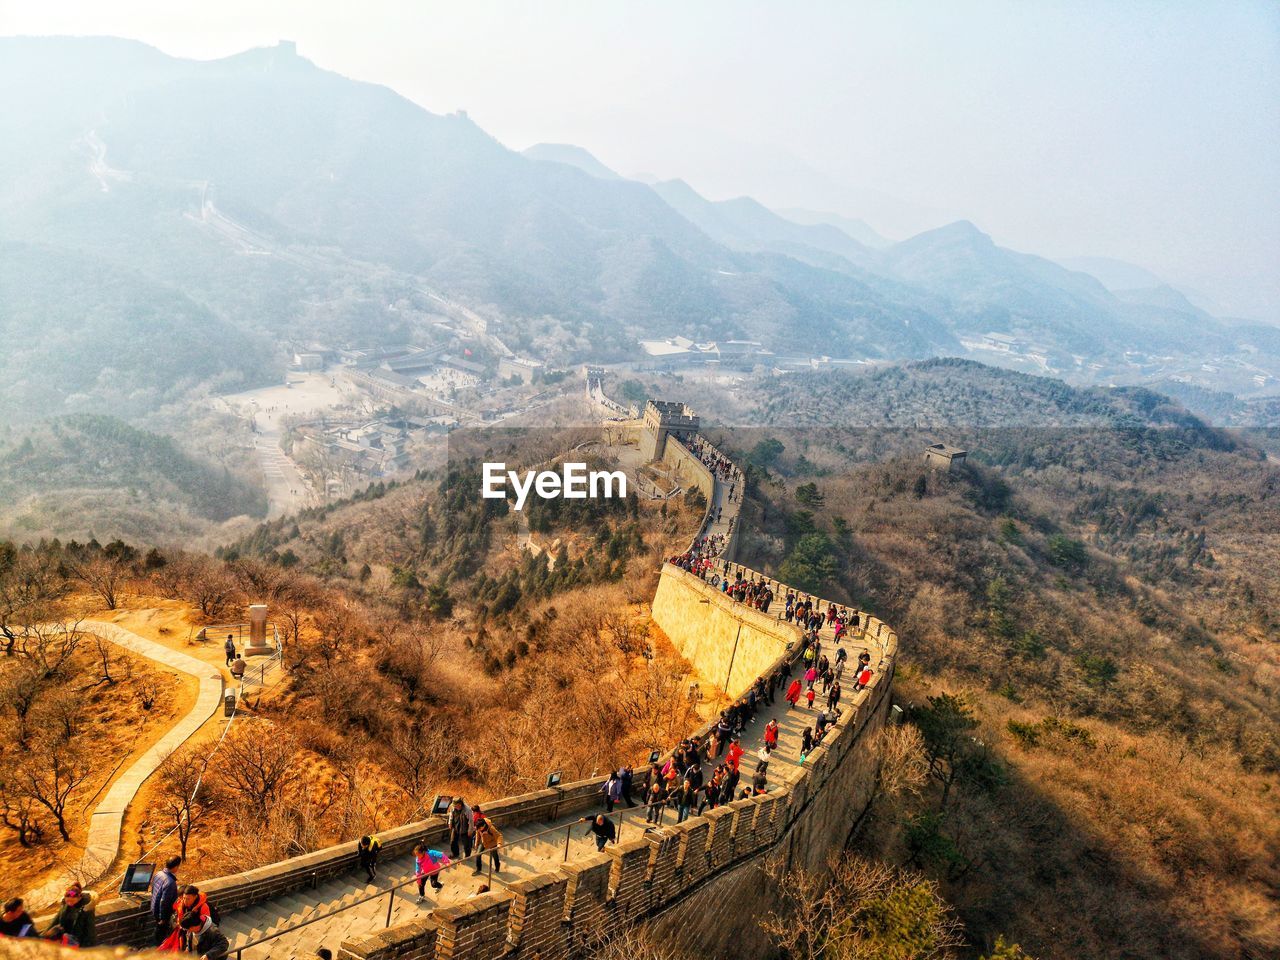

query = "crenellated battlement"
[640,400,700,461]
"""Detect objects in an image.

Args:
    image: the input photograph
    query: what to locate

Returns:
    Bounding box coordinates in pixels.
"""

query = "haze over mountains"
[1,36,1277,426]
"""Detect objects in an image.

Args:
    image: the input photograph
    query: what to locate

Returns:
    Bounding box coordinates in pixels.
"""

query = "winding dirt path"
[23,622,224,910]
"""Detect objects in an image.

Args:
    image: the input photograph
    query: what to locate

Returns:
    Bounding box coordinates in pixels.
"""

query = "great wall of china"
[43,398,899,960]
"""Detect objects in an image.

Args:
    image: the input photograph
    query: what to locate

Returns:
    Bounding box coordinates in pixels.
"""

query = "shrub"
[1006,719,1041,748]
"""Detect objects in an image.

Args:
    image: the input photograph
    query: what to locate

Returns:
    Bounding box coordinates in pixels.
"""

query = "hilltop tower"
[639,399,699,461]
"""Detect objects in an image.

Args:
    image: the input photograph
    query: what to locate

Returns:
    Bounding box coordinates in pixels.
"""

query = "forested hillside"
[708,364,1279,959]
[0,33,959,407]
[0,243,275,423]
[697,357,1235,430]
[0,414,267,543]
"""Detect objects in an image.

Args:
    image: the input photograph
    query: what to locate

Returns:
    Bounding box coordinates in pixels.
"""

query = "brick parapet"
[433,889,516,960]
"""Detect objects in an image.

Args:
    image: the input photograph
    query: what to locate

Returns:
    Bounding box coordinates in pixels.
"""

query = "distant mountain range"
[1,36,1275,424]
[1055,256,1166,292]
[772,208,890,249]
[523,142,624,181]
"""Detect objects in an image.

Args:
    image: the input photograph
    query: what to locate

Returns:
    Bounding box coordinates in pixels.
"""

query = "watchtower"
[640,399,700,461]
[923,442,967,470]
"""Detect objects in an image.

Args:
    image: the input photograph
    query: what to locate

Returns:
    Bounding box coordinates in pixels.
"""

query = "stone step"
[223,903,279,944]
[276,892,319,926]
[231,926,270,952]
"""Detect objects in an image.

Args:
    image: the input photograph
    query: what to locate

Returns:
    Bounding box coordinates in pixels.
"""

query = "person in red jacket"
[764,718,779,749]
[725,738,744,772]
[785,678,803,709]
[172,887,211,938]
[855,666,873,691]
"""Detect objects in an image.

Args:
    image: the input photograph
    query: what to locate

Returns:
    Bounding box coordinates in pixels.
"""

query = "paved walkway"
[23,621,225,909]
[698,454,737,550]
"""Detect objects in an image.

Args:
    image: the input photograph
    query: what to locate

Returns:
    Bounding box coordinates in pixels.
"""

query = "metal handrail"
[238,648,283,690]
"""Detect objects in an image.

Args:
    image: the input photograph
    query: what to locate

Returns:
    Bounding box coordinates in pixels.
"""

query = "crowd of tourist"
[0,857,236,957]
[654,435,878,818]
[689,437,740,486]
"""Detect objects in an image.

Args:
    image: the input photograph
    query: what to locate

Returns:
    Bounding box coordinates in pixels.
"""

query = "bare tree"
[34,687,86,744]
[851,722,931,840]
[278,603,307,651]
[387,728,428,806]
[309,597,368,668]
[133,671,163,711]
[176,557,239,621]
[12,618,84,678]
[0,661,45,748]
[228,559,291,602]
[273,577,320,656]
[759,861,856,960]
[877,723,930,800]
[601,610,649,657]
[0,774,44,847]
[93,636,117,685]
[614,655,702,750]
[156,748,214,860]
[0,547,70,657]
[217,796,324,870]
[70,550,132,610]
[762,856,963,960]
[462,703,572,791]
[147,554,188,599]
[379,625,442,705]
[581,925,695,960]
[297,443,358,503]
[18,739,91,841]
[215,720,302,809]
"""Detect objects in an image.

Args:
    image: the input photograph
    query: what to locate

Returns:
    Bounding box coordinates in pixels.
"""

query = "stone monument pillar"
[244,604,273,657]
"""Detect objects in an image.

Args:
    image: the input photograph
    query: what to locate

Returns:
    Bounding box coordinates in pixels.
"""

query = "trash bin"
[224,692,237,717]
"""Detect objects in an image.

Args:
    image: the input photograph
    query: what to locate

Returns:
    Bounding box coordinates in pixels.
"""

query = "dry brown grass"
[0,642,188,899]
[733,440,1280,959]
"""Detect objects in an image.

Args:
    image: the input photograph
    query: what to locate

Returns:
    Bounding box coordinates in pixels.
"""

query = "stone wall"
[657,438,720,554]
[76,787,612,949]
[658,439,714,503]
[650,565,792,696]
[336,564,898,960]
[646,665,894,957]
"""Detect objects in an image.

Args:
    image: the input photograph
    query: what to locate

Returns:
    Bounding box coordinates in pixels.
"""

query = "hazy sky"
[4,0,1278,319]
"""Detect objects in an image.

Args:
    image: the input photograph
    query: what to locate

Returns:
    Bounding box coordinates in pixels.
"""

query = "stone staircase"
[219,815,671,959]
[222,864,408,960]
